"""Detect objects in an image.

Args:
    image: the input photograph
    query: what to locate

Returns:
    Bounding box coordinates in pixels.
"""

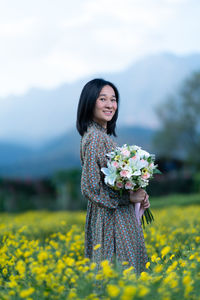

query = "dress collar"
[88,120,107,133]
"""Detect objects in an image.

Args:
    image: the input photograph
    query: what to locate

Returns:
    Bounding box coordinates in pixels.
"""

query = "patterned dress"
[80,120,148,274]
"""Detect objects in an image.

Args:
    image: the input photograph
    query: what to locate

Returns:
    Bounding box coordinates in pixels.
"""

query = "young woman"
[76,78,150,274]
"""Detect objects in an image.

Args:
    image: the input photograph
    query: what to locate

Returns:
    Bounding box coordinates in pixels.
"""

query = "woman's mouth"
[103,111,112,115]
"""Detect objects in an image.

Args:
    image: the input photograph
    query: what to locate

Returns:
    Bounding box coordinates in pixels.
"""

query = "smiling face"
[92,85,118,128]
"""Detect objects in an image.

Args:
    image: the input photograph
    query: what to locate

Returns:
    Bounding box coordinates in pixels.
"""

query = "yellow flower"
[184,285,193,297]
[15,260,26,276]
[170,279,178,289]
[122,261,129,266]
[101,260,116,278]
[20,287,35,298]
[166,261,178,273]
[140,271,150,281]
[70,277,76,283]
[8,280,18,288]
[183,275,192,285]
[195,236,200,243]
[107,284,120,298]
[161,246,171,258]
[138,286,150,297]
[179,260,186,267]
[146,261,150,269]
[90,262,97,270]
[65,257,75,267]
[154,264,163,273]
[95,273,103,281]
[55,251,61,257]
[2,268,8,276]
[114,155,120,161]
[68,290,77,299]
[93,244,101,250]
[9,291,15,296]
[37,251,48,262]
[151,254,158,262]
[24,250,32,258]
[118,280,125,287]
[123,266,134,275]
[57,285,65,293]
[121,286,136,300]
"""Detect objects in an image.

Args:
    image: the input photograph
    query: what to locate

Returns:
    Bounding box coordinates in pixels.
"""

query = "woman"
[76,78,150,274]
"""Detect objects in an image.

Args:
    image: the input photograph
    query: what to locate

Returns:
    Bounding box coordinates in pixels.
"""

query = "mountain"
[0,142,34,166]
[0,126,155,179]
[1,51,200,178]
[0,52,200,145]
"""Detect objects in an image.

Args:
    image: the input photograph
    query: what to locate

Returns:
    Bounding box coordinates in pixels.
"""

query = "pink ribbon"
[135,202,145,225]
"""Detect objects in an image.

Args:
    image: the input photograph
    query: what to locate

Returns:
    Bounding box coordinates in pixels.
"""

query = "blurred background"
[0,0,200,212]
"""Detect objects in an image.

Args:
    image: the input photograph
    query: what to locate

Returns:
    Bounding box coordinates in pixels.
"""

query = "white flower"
[121,149,130,157]
[130,145,141,152]
[132,169,141,176]
[137,148,150,158]
[120,165,132,178]
[101,166,117,186]
[129,156,148,171]
[106,151,115,159]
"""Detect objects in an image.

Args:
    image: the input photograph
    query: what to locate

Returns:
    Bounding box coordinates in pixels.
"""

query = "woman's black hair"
[76,78,119,137]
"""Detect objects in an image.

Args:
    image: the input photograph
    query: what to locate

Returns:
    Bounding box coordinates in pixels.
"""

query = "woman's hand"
[129,188,147,204]
[141,193,150,209]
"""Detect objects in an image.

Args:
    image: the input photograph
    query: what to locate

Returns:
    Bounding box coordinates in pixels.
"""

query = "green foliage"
[150,193,200,209]
[193,172,200,193]
[51,168,86,210]
[153,71,200,170]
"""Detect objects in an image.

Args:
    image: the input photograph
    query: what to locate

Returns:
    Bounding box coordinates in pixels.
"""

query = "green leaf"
[154,169,162,174]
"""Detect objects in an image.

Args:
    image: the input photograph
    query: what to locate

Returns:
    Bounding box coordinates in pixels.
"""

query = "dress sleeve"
[81,132,130,209]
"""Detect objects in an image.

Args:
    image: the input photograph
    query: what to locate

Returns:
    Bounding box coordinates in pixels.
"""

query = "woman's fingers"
[142,194,150,209]
[129,189,147,203]
[143,199,150,208]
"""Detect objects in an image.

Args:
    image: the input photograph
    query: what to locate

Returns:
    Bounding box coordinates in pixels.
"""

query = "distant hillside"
[0,126,156,179]
[0,52,200,145]
[0,142,34,166]
[116,126,155,153]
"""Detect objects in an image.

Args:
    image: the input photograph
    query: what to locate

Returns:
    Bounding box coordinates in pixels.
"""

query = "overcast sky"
[0,0,200,98]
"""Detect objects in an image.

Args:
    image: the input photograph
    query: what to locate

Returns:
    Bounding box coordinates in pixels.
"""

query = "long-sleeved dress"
[80,120,148,274]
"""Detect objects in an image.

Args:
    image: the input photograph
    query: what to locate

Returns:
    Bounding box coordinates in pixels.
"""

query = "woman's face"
[92,85,117,128]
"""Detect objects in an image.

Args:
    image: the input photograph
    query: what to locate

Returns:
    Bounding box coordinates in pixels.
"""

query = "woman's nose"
[105,100,113,108]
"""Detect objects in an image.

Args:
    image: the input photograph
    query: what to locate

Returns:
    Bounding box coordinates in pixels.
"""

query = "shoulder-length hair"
[76,78,120,137]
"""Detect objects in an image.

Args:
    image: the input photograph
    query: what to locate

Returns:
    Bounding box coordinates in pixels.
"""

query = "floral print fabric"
[80,120,148,274]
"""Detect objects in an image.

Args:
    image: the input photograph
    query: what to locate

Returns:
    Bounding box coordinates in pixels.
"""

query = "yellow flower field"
[0,204,200,299]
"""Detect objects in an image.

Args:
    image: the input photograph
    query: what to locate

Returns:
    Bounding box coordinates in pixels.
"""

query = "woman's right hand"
[129,188,146,204]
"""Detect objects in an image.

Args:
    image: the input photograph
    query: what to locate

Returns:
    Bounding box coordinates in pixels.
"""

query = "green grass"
[150,193,200,209]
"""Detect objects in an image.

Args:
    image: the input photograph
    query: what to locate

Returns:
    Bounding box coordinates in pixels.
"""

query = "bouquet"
[101,144,160,228]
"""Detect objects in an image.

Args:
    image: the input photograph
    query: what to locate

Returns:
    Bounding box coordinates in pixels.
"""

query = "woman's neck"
[92,118,107,129]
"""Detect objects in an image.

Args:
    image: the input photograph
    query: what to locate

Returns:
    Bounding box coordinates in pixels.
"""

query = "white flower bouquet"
[101,144,160,228]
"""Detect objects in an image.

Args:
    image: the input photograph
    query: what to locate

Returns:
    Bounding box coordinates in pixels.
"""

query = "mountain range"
[0,126,155,179]
[0,51,200,178]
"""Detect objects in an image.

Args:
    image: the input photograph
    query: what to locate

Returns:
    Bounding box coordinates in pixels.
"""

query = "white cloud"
[0,17,36,37]
[0,0,199,98]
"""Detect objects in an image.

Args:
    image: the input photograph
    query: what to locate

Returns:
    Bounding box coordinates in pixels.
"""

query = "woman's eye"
[111,99,116,102]
[100,98,105,101]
